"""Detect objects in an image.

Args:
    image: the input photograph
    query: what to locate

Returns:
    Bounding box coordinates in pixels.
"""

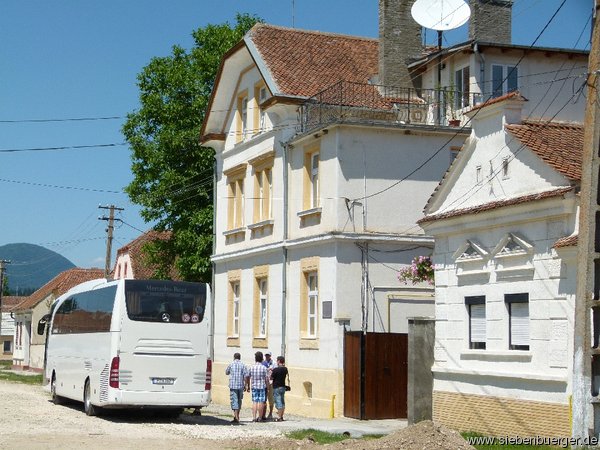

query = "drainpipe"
[209,155,217,362]
[281,141,290,358]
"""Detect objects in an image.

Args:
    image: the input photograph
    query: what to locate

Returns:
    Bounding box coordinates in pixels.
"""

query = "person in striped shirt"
[245,351,269,422]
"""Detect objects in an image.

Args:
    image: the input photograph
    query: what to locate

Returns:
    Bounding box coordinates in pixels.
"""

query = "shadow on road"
[47,399,232,426]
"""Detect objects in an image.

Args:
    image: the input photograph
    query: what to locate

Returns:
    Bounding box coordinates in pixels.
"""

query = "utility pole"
[0,259,11,339]
[573,0,600,440]
[99,205,124,278]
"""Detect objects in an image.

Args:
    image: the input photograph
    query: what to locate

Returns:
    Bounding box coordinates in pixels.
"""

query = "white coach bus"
[38,278,211,416]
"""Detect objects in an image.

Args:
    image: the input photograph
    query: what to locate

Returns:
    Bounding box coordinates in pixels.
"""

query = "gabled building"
[419,92,584,436]
[1,296,25,358]
[12,268,104,371]
[201,0,589,419]
[113,230,180,280]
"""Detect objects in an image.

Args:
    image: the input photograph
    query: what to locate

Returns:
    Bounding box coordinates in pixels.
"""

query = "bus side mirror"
[37,314,51,335]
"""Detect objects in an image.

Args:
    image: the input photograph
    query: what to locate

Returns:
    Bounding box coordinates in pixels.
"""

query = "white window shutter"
[470,304,486,343]
[511,302,529,346]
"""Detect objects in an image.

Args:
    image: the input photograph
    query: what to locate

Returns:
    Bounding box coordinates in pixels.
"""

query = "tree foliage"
[123,14,260,282]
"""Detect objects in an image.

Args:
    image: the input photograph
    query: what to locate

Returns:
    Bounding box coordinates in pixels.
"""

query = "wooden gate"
[343,331,408,419]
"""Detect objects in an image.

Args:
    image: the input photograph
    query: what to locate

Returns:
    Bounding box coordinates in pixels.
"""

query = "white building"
[201,0,589,419]
[419,92,584,436]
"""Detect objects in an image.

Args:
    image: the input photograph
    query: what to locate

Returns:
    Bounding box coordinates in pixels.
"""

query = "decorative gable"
[453,240,488,262]
[493,233,533,258]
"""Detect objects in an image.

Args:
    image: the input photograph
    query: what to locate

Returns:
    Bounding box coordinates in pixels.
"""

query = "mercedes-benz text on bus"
[38,278,212,416]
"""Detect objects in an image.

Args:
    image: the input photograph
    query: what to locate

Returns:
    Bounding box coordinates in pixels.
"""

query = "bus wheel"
[83,379,99,416]
[51,374,64,405]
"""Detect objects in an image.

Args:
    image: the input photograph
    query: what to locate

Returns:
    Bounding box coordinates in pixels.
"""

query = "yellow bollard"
[330,394,336,418]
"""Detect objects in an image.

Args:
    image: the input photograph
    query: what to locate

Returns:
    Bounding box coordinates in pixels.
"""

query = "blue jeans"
[230,388,244,410]
[273,386,286,410]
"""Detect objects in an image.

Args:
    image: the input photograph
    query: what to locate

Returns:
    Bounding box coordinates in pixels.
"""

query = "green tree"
[123,14,260,282]
[1,274,9,297]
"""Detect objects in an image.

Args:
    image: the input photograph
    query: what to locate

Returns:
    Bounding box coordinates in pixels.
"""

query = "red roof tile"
[13,268,105,312]
[419,187,574,224]
[1,296,26,312]
[468,91,528,113]
[554,235,578,248]
[249,24,379,97]
[506,120,584,181]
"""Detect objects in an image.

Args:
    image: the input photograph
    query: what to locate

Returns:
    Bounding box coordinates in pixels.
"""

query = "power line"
[0,116,124,124]
[0,142,126,153]
[0,178,122,194]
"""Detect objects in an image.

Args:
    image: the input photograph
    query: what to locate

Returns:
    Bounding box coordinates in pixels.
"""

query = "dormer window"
[453,239,489,262]
[493,233,532,257]
[236,91,249,143]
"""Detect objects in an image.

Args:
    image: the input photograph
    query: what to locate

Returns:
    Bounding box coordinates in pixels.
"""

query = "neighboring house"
[200,0,589,419]
[419,92,584,436]
[12,268,104,371]
[113,230,180,280]
[1,296,25,358]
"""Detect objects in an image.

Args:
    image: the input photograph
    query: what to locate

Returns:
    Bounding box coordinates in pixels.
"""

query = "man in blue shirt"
[225,352,247,423]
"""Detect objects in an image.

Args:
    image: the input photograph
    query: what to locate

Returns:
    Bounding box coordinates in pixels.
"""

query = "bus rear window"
[125,280,206,324]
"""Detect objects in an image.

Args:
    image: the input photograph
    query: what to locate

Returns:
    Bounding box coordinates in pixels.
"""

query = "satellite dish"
[411,0,471,31]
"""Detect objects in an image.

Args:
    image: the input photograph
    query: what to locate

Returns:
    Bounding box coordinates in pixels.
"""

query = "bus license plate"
[152,377,175,385]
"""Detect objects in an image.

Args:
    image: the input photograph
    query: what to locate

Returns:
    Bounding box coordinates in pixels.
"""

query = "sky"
[0,0,592,269]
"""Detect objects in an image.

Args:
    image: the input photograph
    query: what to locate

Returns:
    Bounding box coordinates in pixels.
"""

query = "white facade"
[421,96,580,436]
[204,30,470,417]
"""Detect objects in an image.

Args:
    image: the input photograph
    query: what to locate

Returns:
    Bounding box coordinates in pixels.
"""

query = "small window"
[3,340,11,353]
[307,272,318,337]
[466,296,486,350]
[258,279,268,337]
[232,282,240,337]
[455,66,470,109]
[502,157,510,179]
[310,153,319,208]
[505,293,529,350]
[476,165,482,185]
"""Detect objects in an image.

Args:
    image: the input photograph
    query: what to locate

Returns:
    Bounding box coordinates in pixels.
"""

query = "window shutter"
[470,304,486,343]
[510,302,529,346]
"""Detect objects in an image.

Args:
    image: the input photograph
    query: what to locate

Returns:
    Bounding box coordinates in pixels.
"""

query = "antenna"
[411,0,471,32]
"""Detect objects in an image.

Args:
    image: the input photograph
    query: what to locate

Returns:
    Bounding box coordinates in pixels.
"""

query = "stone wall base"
[433,390,570,437]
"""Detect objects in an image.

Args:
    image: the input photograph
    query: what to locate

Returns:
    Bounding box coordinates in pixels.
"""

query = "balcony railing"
[298,81,476,134]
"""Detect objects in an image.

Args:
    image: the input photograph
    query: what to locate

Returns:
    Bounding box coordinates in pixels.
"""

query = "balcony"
[298,81,474,134]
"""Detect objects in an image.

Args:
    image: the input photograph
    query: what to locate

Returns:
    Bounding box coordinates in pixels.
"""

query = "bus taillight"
[109,356,120,388]
[205,359,212,391]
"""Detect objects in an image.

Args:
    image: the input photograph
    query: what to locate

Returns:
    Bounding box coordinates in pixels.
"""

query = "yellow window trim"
[224,163,247,179]
[303,144,320,211]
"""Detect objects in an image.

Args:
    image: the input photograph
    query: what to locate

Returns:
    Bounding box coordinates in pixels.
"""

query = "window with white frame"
[236,93,249,143]
[505,293,529,350]
[258,278,268,337]
[258,86,267,132]
[455,66,470,109]
[232,281,240,337]
[310,152,319,208]
[255,167,272,222]
[466,296,486,349]
[228,177,244,230]
[492,64,518,98]
[307,272,318,338]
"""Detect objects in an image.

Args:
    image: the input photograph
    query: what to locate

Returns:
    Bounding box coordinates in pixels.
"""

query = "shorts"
[267,383,274,405]
[251,388,266,403]
[273,386,286,410]
[229,388,244,410]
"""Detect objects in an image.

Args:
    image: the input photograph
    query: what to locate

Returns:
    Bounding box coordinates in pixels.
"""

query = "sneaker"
[267,414,273,420]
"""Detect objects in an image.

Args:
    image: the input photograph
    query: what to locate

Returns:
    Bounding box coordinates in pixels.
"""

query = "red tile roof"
[13,268,105,312]
[419,187,574,224]
[506,120,584,181]
[116,230,180,280]
[2,296,26,312]
[468,91,528,113]
[249,24,379,97]
[554,235,578,248]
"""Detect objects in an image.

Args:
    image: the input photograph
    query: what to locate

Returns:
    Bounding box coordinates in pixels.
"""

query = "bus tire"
[51,373,64,405]
[83,379,99,416]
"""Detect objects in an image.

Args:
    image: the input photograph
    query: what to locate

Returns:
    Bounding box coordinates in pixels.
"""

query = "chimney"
[469,0,513,44]
[379,0,422,88]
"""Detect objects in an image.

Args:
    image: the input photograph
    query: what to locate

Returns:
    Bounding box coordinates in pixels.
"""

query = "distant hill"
[0,243,75,295]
